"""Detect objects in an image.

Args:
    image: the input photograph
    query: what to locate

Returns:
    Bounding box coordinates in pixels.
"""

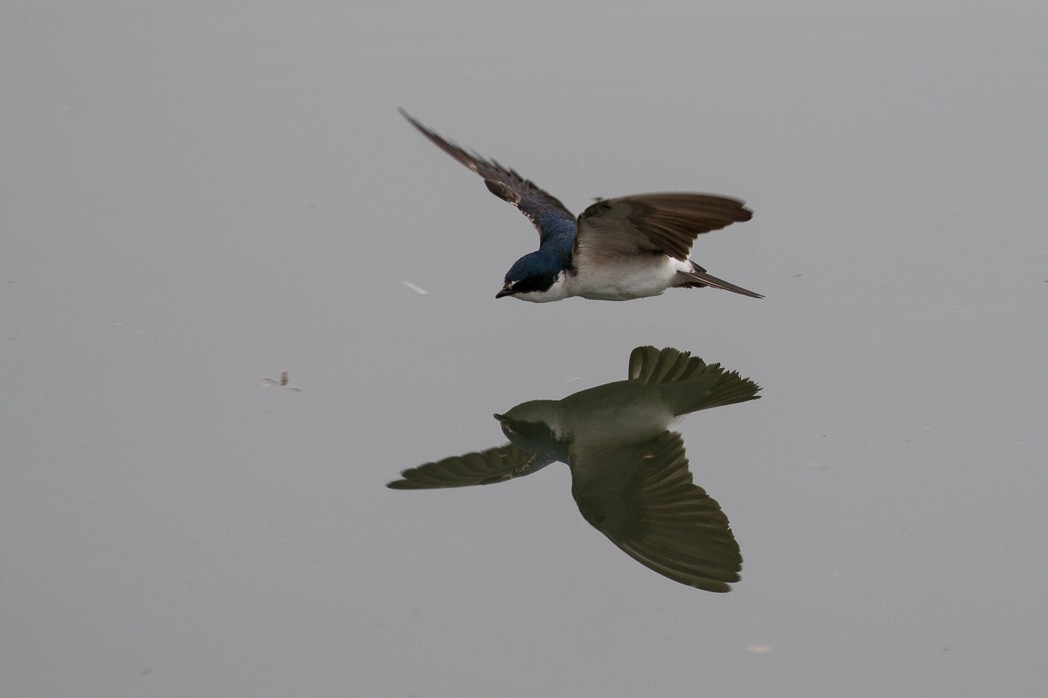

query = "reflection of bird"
[388,347,761,592]
[400,110,762,302]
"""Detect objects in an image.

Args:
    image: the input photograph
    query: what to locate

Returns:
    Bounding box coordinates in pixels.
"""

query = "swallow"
[400,109,762,302]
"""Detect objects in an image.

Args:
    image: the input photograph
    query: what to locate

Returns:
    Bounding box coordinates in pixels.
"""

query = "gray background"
[4,2,1047,696]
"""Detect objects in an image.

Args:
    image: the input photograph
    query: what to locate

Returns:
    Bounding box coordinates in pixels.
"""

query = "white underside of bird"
[518,257,721,303]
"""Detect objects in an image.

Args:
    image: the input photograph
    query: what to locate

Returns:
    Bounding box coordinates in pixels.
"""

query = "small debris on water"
[261,371,302,392]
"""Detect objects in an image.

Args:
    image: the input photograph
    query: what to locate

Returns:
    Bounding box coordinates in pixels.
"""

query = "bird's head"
[494,401,568,461]
[496,250,570,302]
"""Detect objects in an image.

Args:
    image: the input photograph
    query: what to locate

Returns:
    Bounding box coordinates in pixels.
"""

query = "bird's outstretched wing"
[570,431,742,592]
[575,193,752,261]
[387,444,553,489]
[399,109,576,244]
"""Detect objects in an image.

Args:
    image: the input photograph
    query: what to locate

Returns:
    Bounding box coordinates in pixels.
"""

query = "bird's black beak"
[495,286,513,299]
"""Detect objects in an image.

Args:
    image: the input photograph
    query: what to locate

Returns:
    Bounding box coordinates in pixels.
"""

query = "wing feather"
[576,193,752,262]
[387,444,551,489]
[570,431,742,591]
[400,109,576,243]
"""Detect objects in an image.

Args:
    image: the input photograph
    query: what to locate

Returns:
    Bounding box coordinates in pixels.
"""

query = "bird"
[400,109,762,302]
[388,346,762,591]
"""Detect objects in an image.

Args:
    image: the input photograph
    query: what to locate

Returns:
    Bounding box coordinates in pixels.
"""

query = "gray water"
[4,2,1047,696]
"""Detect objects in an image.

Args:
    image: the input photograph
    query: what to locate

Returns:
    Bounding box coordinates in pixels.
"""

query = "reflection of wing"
[571,432,741,592]
[387,444,553,490]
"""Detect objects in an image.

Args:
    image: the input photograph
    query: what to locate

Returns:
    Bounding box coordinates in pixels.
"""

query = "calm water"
[4,2,1047,696]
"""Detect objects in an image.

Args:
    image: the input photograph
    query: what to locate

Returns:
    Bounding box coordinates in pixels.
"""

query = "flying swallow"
[401,109,762,302]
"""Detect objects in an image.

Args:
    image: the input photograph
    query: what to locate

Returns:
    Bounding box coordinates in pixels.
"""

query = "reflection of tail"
[678,268,763,298]
[628,346,761,416]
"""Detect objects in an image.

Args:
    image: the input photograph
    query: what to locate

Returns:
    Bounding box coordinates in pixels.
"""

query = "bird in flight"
[400,109,762,302]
